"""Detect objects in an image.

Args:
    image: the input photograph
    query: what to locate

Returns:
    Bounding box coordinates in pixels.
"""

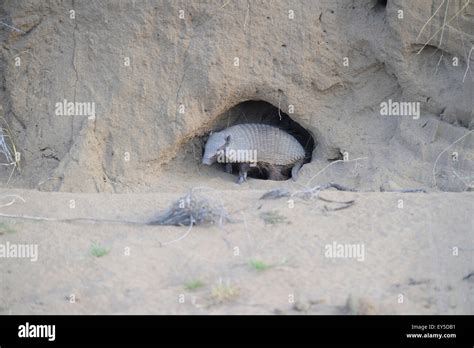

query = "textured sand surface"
[0,186,472,314]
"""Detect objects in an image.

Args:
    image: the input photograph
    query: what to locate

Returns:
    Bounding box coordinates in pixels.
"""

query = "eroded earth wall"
[0,0,472,192]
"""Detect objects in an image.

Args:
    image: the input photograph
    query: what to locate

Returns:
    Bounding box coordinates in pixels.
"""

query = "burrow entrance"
[201,100,316,181]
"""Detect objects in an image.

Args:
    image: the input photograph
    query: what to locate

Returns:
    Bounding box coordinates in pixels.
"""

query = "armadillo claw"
[237,175,247,184]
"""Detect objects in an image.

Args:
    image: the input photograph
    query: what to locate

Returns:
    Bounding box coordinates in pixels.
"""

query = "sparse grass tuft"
[260,210,289,225]
[344,295,377,315]
[184,280,205,291]
[248,259,272,272]
[0,222,15,235]
[0,106,21,184]
[211,282,239,303]
[90,243,110,257]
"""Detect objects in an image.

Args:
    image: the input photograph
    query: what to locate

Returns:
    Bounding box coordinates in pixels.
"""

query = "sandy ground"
[0,0,472,316]
[0,171,472,314]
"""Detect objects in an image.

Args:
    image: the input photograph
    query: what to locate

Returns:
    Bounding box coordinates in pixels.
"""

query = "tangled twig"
[416,0,471,55]
[149,189,231,226]
[260,183,356,211]
[0,20,25,34]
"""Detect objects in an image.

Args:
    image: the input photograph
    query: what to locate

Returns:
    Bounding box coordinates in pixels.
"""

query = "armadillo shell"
[224,123,305,166]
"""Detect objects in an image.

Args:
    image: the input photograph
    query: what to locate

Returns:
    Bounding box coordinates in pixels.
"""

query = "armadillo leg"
[291,160,304,181]
[267,166,287,181]
[237,163,250,184]
[224,163,233,174]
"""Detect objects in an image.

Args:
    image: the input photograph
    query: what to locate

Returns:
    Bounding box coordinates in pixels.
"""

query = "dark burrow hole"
[202,100,316,181]
[374,0,387,10]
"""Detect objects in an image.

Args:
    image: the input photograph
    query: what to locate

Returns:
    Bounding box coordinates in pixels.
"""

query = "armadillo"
[202,123,305,183]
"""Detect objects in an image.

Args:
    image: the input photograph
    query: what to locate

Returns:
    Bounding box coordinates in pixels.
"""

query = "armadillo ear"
[225,134,231,144]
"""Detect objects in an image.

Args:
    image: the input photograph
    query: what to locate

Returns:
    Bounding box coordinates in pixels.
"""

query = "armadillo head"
[202,131,231,165]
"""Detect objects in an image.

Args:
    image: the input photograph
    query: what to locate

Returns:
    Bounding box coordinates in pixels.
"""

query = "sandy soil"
[0,0,472,316]
[0,171,472,314]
